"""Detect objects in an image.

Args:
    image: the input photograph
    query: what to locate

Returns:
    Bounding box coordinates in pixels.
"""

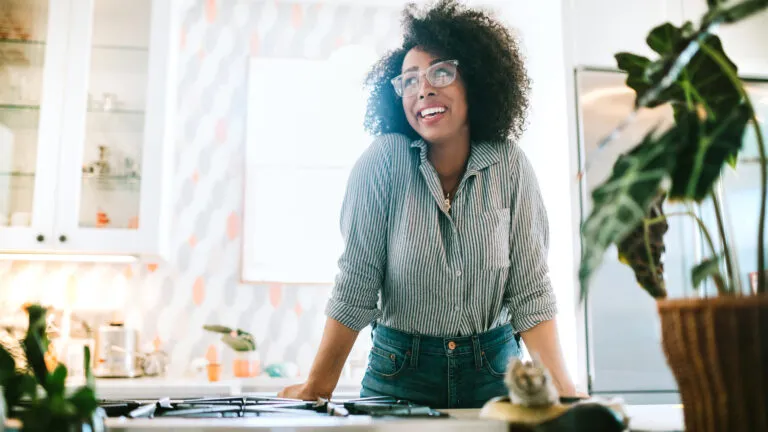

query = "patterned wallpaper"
[0,0,403,379]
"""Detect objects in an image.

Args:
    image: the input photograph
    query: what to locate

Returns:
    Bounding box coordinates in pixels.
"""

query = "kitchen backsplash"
[0,0,403,378]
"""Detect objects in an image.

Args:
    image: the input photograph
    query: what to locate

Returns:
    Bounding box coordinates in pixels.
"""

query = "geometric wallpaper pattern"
[0,0,403,380]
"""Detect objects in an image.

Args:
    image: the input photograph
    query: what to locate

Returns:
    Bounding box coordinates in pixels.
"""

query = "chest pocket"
[474,208,511,269]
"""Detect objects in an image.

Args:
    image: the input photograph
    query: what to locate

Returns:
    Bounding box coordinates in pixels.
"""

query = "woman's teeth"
[420,107,446,118]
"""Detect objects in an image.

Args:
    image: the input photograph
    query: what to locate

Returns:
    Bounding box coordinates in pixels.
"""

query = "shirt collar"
[410,138,502,172]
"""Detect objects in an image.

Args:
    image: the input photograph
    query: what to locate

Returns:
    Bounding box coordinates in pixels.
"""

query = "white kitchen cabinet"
[568,0,685,69]
[0,0,177,259]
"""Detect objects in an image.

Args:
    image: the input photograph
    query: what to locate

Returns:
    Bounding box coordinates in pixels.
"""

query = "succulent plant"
[203,325,257,352]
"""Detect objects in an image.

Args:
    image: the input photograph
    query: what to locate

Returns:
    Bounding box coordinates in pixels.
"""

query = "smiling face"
[399,48,469,144]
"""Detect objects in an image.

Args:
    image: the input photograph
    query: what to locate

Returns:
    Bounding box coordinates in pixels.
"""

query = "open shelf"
[81,173,142,191]
[0,104,40,129]
[0,104,145,132]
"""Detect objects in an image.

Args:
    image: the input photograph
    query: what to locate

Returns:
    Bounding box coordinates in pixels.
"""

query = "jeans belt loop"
[410,334,420,368]
[472,335,482,370]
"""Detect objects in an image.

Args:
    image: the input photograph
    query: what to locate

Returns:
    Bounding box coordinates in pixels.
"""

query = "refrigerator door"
[577,69,697,402]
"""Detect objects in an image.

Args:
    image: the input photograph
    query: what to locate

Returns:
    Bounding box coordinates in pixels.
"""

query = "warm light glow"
[0,253,138,263]
[579,85,634,105]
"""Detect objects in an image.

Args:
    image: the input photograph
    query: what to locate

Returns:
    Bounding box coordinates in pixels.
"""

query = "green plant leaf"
[646,22,694,56]
[692,256,724,289]
[706,0,724,9]
[580,127,679,300]
[203,325,233,334]
[68,386,98,419]
[84,345,95,390]
[616,22,741,118]
[23,305,49,391]
[669,104,752,201]
[221,334,256,352]
[705,0,768,24]
[617,192,669,298]
[3,373,24,412]
[47,364,68,397]
[0,344,16,381]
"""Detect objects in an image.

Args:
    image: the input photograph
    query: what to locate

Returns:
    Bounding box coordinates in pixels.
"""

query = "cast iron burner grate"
[96,396,450,419]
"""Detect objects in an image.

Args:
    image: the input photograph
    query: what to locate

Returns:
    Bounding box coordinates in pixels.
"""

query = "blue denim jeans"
[359,322,521,409]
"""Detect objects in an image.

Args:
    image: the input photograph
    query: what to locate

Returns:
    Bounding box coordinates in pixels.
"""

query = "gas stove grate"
[95,395,450,419]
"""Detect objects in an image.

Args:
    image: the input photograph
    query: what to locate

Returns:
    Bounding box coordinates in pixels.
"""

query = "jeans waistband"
[371,323,516,356]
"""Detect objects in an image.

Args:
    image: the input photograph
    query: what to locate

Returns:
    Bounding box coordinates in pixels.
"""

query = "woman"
[279,0,577,408]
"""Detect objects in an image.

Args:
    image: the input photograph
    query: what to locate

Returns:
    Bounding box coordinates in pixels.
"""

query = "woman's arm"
[520,318,577,396]
[278,317,358,399]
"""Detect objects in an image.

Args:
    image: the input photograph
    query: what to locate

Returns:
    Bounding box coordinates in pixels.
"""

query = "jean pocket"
[367,343,410,379]
[482,339,518,378]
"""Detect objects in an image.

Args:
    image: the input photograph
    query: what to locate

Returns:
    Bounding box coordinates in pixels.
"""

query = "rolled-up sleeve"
[324,136,392,331]
[504,146,558,332]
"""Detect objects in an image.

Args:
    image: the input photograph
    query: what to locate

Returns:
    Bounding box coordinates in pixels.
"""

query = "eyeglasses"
[390,59,459,98]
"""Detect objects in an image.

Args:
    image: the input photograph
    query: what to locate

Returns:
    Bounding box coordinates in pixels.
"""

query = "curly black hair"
[363,0,531,144]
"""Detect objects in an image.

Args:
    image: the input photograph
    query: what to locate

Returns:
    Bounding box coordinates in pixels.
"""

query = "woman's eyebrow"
[402,59,445,73]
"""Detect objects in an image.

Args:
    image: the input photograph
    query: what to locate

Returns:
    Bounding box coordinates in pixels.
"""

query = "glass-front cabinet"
[0,0,176,259]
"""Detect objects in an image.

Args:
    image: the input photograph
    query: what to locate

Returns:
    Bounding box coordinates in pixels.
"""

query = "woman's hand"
[277,382,331,401]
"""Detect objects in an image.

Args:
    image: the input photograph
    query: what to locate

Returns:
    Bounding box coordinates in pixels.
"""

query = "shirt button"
[454,305,461,312]
[455,270,462,277]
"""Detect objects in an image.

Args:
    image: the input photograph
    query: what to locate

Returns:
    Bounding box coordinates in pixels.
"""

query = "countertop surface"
[57,377,685,431]
[4,405,684,431]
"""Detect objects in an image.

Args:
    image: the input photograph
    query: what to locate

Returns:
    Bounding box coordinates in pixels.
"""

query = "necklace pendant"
[444,197,451,211]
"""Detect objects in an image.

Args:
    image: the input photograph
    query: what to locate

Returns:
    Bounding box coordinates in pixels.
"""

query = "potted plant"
[203,325,258,378]
[579,0,768,430]
[0,304,103,432]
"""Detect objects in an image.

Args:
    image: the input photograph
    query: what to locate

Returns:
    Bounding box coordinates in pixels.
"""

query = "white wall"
[495,1,582,389]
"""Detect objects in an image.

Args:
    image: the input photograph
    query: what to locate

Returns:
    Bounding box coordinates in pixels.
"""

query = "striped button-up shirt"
[325,133,557,337]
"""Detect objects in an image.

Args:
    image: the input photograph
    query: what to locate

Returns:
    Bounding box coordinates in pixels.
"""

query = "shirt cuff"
[509,289,558,333]
[325,298,383,331]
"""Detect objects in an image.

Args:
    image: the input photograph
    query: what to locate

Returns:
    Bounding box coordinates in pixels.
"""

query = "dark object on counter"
[480,396,627,432]
[506,403,627,432]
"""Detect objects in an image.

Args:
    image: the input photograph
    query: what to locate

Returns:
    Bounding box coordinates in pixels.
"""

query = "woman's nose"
[418,78,437,99]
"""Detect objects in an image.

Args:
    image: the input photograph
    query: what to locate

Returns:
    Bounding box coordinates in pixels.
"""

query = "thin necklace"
[444,184,459,212]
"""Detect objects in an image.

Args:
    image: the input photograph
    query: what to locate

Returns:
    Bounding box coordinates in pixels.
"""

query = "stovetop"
[96,395,449,420]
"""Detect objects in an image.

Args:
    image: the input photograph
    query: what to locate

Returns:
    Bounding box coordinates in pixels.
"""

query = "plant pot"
[657,294,768,432]
[233,352,260,378]
[206,363,222,382]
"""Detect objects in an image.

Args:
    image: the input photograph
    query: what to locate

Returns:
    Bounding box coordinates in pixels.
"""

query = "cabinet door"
[0,0,70,252]
[681,0,768,78]
[570,0,685,68]
[55,0,175,258]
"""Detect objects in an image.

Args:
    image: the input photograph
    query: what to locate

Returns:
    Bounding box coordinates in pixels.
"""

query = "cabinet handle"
[59,235,67,243]
[36,234,45,242]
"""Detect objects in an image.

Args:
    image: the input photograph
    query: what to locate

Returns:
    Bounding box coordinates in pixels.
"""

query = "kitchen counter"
[4,405,685,431]
[58,377,685,431]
